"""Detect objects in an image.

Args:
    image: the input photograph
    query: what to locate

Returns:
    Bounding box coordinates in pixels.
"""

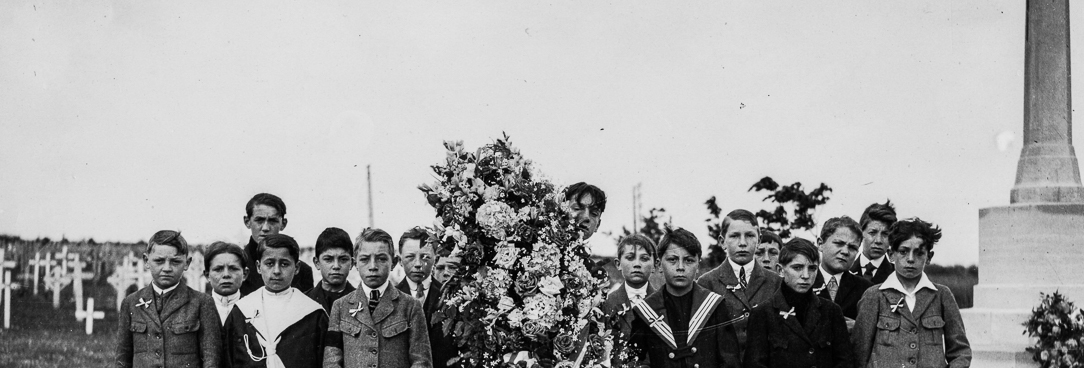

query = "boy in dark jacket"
[117,230,222,368]
[743,239,855,368]
[307,227,357,312]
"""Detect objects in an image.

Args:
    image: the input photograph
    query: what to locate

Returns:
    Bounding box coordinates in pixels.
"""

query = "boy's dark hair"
[316,227,354,257]
[245,193,287,218]
[720,209,759,238]
[759,228,783,246]
[887,217,943,252]
[859,200,898,231]
[398,227,430,253]
[147,230,189,255]
[657,228,702,258]
[618,234,657,259]
[258,234,300,262]
[357,227,397,257]
[818,216,863,244]
[204,241,246,273]
[779,237,820,266]
[565,182,607,213]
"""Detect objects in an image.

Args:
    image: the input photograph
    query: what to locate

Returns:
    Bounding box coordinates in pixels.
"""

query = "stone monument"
[962,0,1084,367]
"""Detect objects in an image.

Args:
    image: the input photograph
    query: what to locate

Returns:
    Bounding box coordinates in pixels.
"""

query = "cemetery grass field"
[0,280,119,368]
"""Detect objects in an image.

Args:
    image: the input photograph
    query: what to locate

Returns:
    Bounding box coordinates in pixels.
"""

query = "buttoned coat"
[116,284,222,368]
[628,285,741,368]
[601,284,655,368]
[396,278,454,368]
[849,259,894,285]
[812,271,872,320]
[323,286,432,368]
[222,288,328,368]
[851,284,971,368]
[743,290,856,368]
[696,262,782,351]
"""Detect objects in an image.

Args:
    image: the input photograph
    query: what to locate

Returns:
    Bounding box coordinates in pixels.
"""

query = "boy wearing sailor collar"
[324,228,431,368]
[629,228,741,368]
[117,230,222,368]
[223,234,328,368]
[851,218,971,368]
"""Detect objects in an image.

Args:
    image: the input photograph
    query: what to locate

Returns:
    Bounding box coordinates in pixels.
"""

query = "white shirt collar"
[214,290,240,305]
[860,253,886,268]
[624,282,649,300]
[405,276,432,293]
[879,271,937,294]
[819,264,841,285]
[728,258,756,280]
[360,279,391,298]
[151,282,179,295]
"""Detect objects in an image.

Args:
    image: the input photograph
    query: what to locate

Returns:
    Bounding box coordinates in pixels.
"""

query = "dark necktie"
[739,267,748,290]
[369,290,380,315]
[415,283,426,300]
[827,277,839,301]
[155,291,168,314]
[864,263,876,278]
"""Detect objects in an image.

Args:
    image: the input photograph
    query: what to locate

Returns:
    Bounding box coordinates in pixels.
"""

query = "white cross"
[69,253,94,313]
[30,252,58,296]
[0,249,16,329]
[108,252,146,311]
[74,297,105,334]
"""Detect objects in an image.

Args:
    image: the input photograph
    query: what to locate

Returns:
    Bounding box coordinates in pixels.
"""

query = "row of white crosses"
[107,251,147,311]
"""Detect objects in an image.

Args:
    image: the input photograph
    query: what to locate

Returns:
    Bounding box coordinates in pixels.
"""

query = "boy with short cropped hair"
[850,200,898,284]
[743,240,855,368]
[630,228,740,368]
[602,234,658,328]
[754,229,783,272]
[117,230,221,368]
[852,218,971,368]
[223,234,328,368]
[307,227,357,312]
[323,228,431,368]
[204,241,248,325]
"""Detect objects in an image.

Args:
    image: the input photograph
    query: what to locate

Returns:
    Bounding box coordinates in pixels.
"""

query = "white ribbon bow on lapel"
[136,298,152,309]
[779,307,796,320]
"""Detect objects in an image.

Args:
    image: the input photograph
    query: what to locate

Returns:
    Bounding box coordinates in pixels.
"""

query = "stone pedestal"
[962,204,1084,367]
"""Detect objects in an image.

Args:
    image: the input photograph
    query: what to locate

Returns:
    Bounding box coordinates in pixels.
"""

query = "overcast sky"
[4,0,1082,266]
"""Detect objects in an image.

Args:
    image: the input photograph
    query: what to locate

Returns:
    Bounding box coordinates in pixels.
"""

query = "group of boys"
[116,193,459,368]
[600,195,973,368]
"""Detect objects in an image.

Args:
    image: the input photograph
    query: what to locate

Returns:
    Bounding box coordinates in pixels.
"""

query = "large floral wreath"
[420,135,612,368]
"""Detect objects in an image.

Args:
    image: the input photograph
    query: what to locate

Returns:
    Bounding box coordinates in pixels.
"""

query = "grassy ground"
[0,281,119,368]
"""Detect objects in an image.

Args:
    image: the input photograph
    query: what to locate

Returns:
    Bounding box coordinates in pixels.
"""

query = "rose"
[554,362,575,368]
[498,296,516,312]
[553,333,577,355]
[538,276,564,297]
[585,334,607,361]
[515,273,540,297]
[494,245,519,269]
[522,320,547,338]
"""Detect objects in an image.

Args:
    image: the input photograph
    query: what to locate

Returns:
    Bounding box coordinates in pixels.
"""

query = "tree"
[617,207,671,245]
[748,176,832,239]
[702,196,727,269]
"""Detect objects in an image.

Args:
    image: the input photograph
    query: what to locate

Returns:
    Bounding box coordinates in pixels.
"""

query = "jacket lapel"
[717,262,752,309]
[835,273,857,304]
[910,287,937,319]
[771,293,812,346]
[812,273,830,300]
[348,292,375,329]
[372,286,399,325]
[135,287,162,325]
[159,285,190,321]
[881,289,917,325]
[685,286,724,346]
[803,296,823,338]
[746,266,771,305]
[425,279,444,314]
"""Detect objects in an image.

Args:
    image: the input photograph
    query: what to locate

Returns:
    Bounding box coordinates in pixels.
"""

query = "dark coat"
[629,285,741,368]
[601,283,655,368]
[240,237,315,296]
[222,288,328,368]
[396,278,454,368]
[306,282,356,313]
[323,286,432,368]
[812,271,872,320]
[848,259,894,285]
[696,262,782,351]
[851,284,971,368]
[743,289,856,368]
[116,284,222,368]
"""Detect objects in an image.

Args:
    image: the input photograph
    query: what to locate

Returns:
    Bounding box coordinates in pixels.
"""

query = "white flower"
[522,294,559,328]
[498,296,516,312]
[483,185,503,201]
[476,201,516,239]
[507,308,525,328]
[538,276,565,297]
[494,244,519,269]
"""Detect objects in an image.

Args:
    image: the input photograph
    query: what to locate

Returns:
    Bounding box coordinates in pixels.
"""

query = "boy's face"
[660,246,698,290]
[244,204,286,243]
[357,241,397,289]
[723,219,759,266]
[570,193,602,240]
[433,255,461,284]
[779,254,818,293]
[208,253,246,296]
[616,244,655,287]
[818,227,860,274]
[257,247,297,293]
[144,244,190,289]
[861,220,889,260]
[400,239,434,284]
[889,236,933,281]
[314,248,353,287]
[755,241,781,272]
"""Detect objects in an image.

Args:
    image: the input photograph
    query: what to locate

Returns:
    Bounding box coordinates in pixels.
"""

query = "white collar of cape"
[235,286,325,339]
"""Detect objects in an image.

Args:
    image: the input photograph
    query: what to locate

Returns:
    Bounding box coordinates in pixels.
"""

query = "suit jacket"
[240,237,315,296]
[601,283,655,368]
[397,278,454,368]
[306,282,357,313]
[116,284,222,368]
[696,262,782,351]
[323,286,431,368]
[629,284,741,368]
[813,271,872,320]
[849,259,894,285]
[743,288,856,368]
[223,287,328,368]
[851,284,971,368]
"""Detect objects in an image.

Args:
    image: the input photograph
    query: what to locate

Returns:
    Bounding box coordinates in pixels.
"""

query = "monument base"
[963,203,1084,367]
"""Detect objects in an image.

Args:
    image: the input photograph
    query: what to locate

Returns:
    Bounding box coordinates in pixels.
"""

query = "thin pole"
[367,165,375,227]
